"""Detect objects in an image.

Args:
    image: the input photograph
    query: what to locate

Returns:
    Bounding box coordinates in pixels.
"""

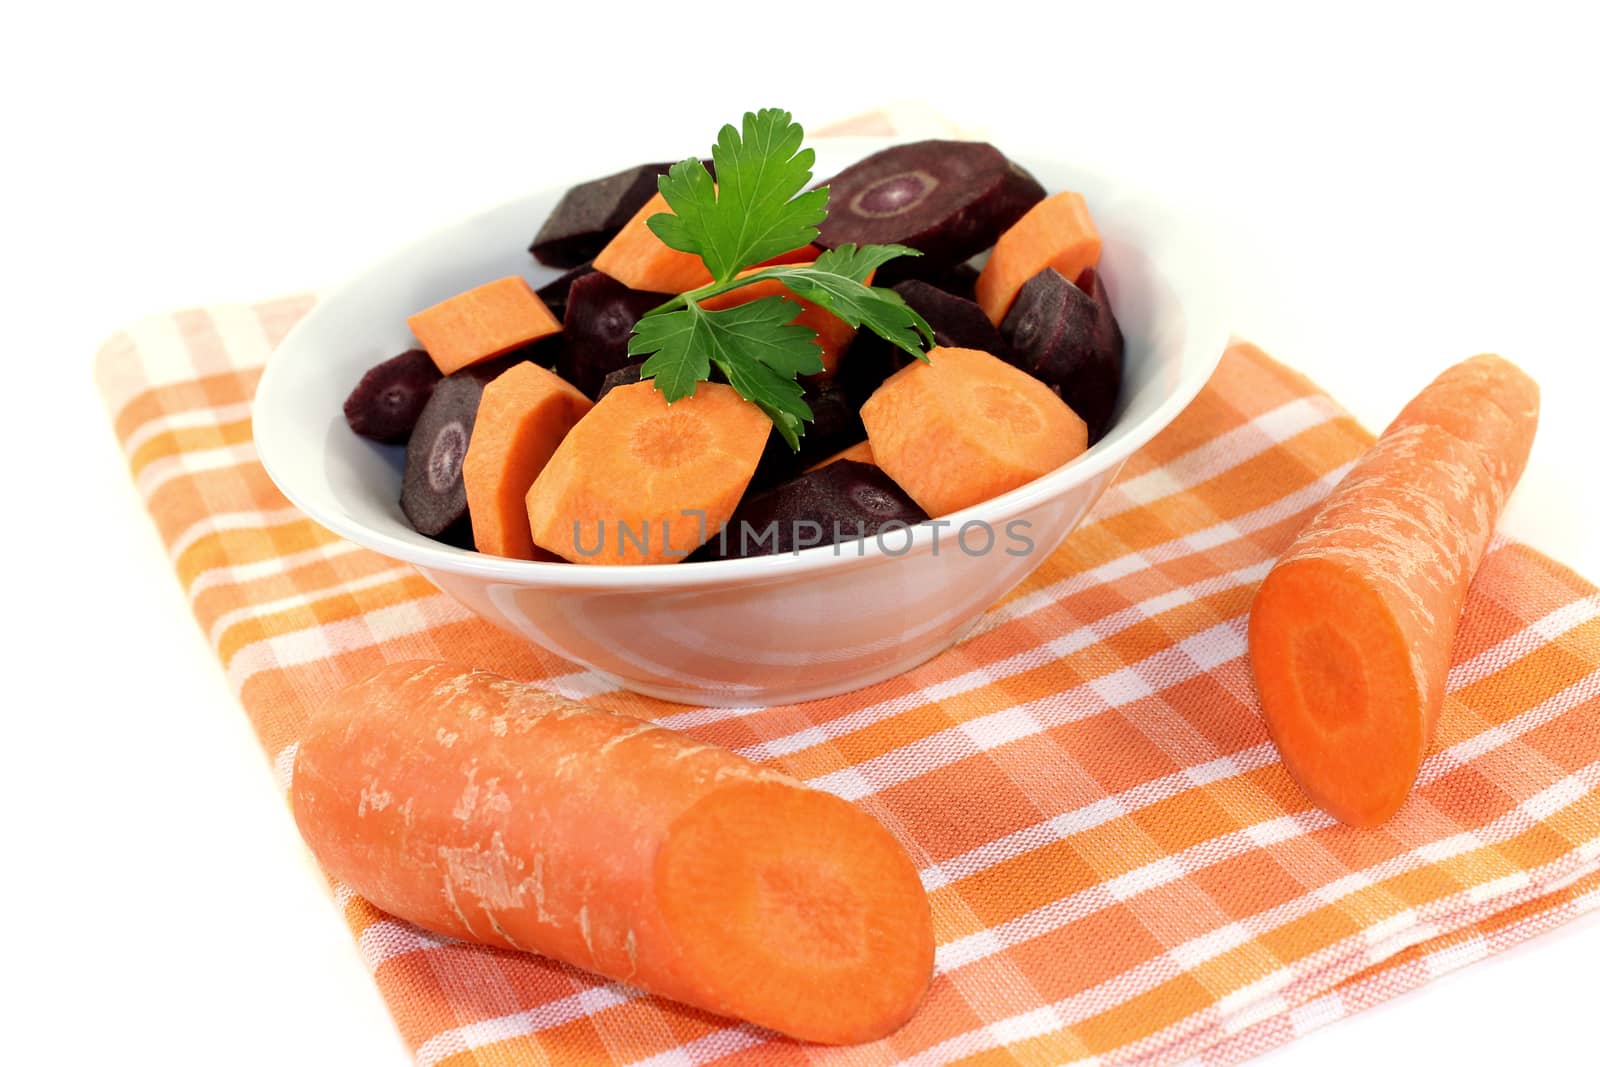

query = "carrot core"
[852,171,937,217]
[656,780,933,1044]
[975,382,1043,435]
[758,861,866,964]
[1252,558,1424,826]
[631,411,713,469]
[1290,622,1370,733]
[429,422,468,492]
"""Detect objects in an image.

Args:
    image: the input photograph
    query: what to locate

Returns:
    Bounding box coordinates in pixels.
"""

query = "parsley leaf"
[741,246,936,359]
[627,307,712,398]
[812,242,924,284]
[631,109,936,449]
[646,109,829,283]
[629,298,822,449]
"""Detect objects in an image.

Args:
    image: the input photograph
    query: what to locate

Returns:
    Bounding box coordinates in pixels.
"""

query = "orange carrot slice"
[761,242,823,267]
[292,661,934,1044]
[1248,355,1539,827]
[407,276,562,374]
[860,346,1088,517]
[526,380,769,564]
[462,362,592,559]
[592,192,714,294]
[593,192,822,294]
[702,260,873,379]
[658,777,933,1043]
[975,192,1102,324]
[806,439,875,472]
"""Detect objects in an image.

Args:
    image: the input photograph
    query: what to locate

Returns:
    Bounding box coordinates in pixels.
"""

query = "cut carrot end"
[1247,354,1538,828]
[656,781,934,1044]
[1249,557,1425,827]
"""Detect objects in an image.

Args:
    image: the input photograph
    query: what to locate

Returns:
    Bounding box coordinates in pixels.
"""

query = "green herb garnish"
[629,109,934,449]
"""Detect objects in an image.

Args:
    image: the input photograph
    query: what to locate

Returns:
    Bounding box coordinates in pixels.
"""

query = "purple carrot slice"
[399,355,529,538]
[457,348,541,382]
[556,271,670,399]
[433,516,477,551]
[536,262,597,322]
[835,333,912,411]
[401,375,484,537]
[748,380,866,491]
[529,159,716,268]
[494,332,564,371]
[999,267,1125,443]
[816,141,1045,272]
[892,280,1007,355]
[596,362,644,402]
[890,260,980,302]
[529,164,675,268]
[343,349,442,444]
[1075,267,1125,441]
[694,461,928,561]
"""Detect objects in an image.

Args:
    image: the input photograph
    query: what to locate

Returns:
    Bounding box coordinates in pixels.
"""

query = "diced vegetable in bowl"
[254,107,1227,704]
[816,139,1046,277]
[342,111,1133,565]
[342,348,440,444]
[556,271,668,400]
[527,161,677,268]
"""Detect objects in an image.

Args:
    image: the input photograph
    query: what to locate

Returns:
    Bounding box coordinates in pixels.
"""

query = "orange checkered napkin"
[95,297,1600,1066]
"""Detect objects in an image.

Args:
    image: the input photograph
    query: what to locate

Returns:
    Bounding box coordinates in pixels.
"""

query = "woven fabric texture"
[94,294,1600,1065]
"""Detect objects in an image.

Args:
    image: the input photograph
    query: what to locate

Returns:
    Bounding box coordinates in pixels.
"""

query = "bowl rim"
[254,136,1228,591]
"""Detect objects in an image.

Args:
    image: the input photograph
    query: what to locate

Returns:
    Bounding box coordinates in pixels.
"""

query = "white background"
[7,2,1598,1064]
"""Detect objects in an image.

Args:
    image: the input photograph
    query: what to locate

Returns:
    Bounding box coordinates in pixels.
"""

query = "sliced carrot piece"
[761,242,823,267]
[975,192,1102,324]
[658,779,934,1043]
[407,276,562,375]
[592,192,713,294]
[594,192,822,294]
[860,346,1088,517]
[462,362,592,559]
[526,380,770,564]
[1248,354,1539,827]
[292,661,934,1044]
[701,260,872,379]
[805,439,875,472]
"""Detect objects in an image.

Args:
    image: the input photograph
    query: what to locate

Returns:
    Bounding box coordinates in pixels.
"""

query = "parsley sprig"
[629,109,934,448]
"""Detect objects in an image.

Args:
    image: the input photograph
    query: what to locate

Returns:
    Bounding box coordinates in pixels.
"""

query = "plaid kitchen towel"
[95,310,1600,1066]
[92,111,1600,1067]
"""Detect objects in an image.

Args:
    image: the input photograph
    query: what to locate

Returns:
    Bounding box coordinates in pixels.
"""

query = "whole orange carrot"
[291,661,934,1044]
[1248,355,1539,827]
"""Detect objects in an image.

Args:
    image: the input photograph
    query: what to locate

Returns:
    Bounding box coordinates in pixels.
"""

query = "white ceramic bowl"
[254,137,1226,705]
